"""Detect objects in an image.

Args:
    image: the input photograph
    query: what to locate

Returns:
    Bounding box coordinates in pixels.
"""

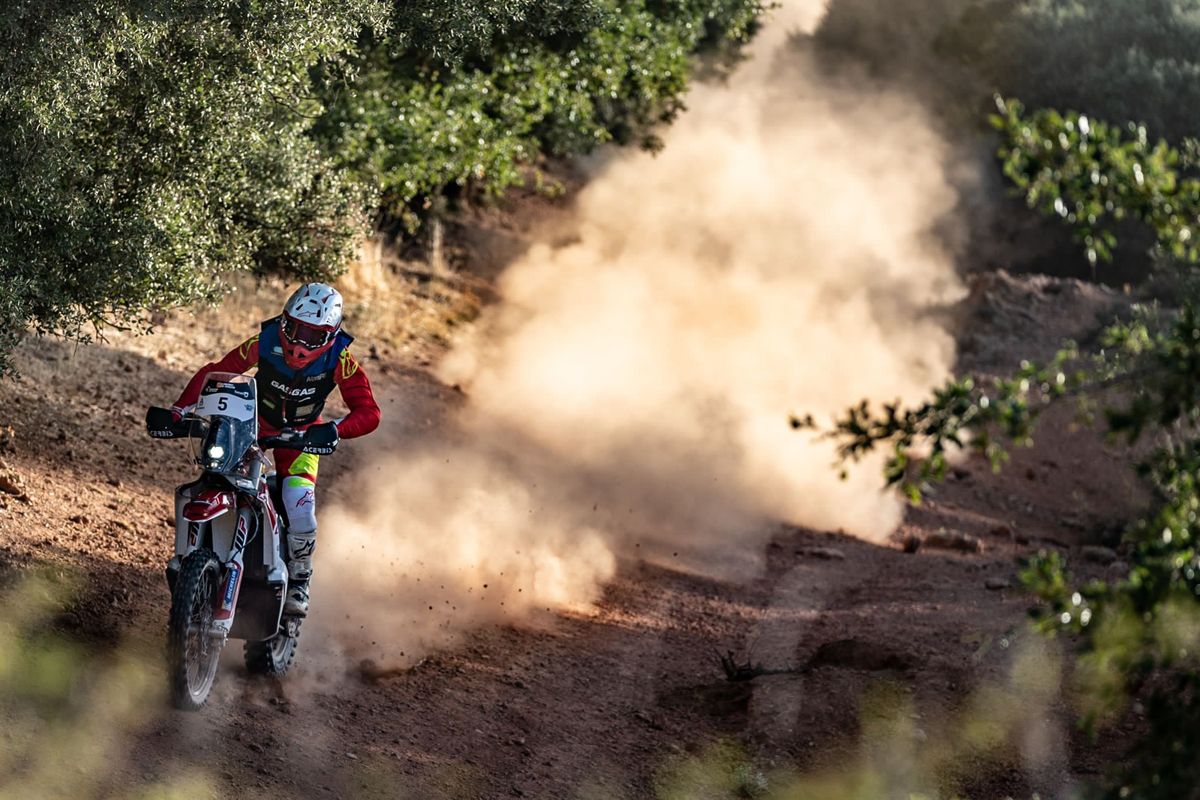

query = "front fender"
[181,489,234,522]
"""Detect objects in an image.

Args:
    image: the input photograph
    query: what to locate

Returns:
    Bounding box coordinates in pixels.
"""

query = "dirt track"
[0,264,1150,799]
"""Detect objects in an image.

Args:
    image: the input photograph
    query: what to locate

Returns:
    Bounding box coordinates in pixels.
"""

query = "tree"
[0,0,387,370]
[311,0,765,230]
[944,0,1200,142]
[0,0,766,370]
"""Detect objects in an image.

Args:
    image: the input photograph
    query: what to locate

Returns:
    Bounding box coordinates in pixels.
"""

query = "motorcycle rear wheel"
[244,621,300,676]
[167,549,223,710]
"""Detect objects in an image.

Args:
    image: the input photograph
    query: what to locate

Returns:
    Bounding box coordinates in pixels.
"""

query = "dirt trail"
[0,264,1147,799]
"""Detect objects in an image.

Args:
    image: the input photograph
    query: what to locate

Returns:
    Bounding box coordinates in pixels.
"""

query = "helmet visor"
[283,316,335,349]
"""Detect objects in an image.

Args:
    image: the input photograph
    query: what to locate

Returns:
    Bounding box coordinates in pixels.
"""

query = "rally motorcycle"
[146,373,335,710]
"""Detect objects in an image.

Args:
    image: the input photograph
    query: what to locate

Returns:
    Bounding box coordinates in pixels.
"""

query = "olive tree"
[0,0,386,368]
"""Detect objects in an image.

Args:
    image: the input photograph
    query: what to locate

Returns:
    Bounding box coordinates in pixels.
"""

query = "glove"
[147,406,186,438]
[301,422,339,455]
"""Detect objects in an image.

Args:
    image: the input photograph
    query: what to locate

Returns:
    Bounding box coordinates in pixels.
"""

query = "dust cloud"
[312,0,968,664]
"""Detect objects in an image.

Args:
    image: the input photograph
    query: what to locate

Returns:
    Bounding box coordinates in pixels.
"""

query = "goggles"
[282,315,336,349]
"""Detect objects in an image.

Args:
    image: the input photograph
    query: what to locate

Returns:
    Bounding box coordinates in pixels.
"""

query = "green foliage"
[0,0,764,368]
[992,97,1200,267]
[831,102,1200,797]
[947,0,1200,142]
[828,348,1078,498]
[385,1,605,64]
[313,0,766,229]
[0,0,387,370]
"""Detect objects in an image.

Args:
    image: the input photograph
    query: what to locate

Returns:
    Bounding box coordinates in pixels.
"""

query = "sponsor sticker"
[339,350,359,379]
[223,562,241,608]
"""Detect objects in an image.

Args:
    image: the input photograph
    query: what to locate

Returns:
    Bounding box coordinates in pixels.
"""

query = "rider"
[170,283,381,616]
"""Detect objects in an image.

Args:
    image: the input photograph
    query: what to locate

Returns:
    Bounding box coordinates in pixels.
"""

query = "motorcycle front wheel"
[167,549,223,710]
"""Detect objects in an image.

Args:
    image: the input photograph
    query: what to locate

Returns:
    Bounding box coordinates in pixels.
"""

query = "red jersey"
[175,330,381,439]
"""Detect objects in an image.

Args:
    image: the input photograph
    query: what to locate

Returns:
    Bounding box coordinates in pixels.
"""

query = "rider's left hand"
[302,422,340,455]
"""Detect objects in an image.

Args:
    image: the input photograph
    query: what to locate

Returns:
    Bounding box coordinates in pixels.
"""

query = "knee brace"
[282,475,318,535]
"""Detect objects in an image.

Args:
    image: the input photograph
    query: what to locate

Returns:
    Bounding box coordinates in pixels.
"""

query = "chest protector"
[255,318,354,429]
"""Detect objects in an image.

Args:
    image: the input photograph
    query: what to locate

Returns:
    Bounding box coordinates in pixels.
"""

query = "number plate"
[196,390,256,421]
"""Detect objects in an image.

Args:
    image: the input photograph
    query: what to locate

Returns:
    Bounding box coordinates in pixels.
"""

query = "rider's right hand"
[147,405,187,439]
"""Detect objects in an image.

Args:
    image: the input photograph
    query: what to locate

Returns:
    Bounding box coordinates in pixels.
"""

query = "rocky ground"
[0,248,1151,799]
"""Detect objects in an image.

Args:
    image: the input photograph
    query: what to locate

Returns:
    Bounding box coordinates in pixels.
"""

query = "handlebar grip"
[260,424,338,455]
[146,406,199,439]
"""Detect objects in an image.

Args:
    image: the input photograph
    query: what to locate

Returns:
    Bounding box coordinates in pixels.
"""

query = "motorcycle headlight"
[207,445,225,461]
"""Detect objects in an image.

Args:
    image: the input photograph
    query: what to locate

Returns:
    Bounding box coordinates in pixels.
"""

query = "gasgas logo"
[270,380,317,398]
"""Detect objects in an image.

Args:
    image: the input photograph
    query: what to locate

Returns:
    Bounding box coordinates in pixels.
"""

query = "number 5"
[217,397,228,411]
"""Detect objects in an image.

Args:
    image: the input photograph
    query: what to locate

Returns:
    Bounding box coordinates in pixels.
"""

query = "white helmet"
[281,283,344,368]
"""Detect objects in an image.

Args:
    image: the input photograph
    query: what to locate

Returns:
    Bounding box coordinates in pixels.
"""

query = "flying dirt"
[313,0,971,666]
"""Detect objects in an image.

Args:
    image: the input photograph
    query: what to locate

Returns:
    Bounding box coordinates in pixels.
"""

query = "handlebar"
[258,432,302,450]
[145,406,336,455]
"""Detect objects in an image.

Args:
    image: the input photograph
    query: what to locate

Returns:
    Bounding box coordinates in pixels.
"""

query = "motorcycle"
[146,372,335,709]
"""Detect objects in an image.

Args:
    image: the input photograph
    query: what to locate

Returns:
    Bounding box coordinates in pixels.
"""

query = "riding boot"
[284,528,316,616]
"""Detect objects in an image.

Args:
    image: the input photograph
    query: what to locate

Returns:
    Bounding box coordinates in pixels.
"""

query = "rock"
[985,577,1012,590]
[0,470,24,496]
[798,547,846,561]
[923,528,983,553]
[1081,545,1118,565]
